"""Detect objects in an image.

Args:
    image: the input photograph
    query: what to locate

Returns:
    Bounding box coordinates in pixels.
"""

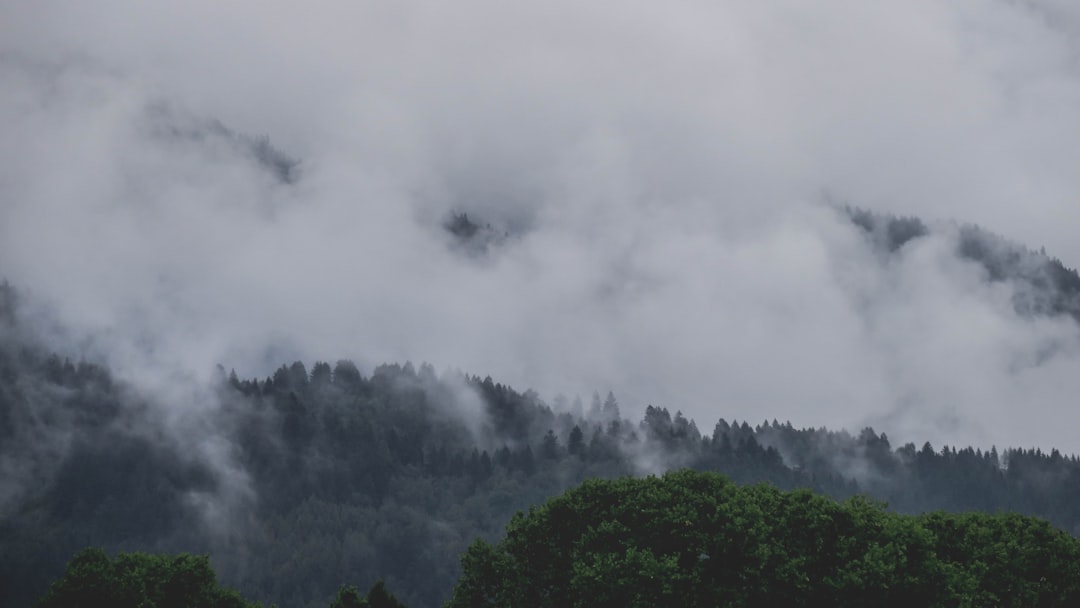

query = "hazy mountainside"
[139,103,301,186]
[4,210,1080,607]
[846,207,1080,322]
[7,2,1080,604]
[5,248,1080,607]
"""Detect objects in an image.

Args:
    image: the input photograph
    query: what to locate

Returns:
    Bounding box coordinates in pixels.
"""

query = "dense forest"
[32,472,1080,607]
[5,210,1080,607]
[36,547,410,608]
[449,471,1080,607]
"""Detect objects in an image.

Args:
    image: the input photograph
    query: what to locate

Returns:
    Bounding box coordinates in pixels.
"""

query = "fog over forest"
[3,0,1080,456]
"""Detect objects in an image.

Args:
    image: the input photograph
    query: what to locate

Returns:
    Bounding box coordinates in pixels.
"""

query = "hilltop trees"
[329,581,407,608]
[447,470,1080,608]
[11,344,1080,606]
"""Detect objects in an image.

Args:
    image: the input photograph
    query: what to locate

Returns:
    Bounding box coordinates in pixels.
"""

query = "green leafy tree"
[328,580,407,608]
[364,580,406,608]
[447,470,1080,607]
[36,548,258,608]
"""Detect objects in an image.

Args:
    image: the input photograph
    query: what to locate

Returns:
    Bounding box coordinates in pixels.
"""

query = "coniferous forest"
[7,266,1080,606]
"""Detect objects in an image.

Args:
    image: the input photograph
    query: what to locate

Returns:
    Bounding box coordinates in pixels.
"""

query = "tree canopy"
[448,470,1080,608]
[35,548,256,608]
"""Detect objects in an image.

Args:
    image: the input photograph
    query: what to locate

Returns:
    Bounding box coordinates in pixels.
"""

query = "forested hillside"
[846,208,1080,322]
[6,264,1080,606]
[8,0,1080,604]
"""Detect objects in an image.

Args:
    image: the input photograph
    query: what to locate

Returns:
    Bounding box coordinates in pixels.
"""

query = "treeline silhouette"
[6,339,1080,606]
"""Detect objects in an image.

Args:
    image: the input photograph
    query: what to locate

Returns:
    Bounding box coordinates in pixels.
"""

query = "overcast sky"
[2,1,1080,452]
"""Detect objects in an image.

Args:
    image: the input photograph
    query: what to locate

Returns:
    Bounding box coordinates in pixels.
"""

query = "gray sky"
[2,1,1080,452]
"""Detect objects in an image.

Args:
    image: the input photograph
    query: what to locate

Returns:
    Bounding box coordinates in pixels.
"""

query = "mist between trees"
[5,284,1080,607]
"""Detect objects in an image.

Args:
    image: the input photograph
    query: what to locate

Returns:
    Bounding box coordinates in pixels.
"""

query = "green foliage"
[327,581,405,608]
[364,580,407,608]
[447,470,1080,607]
[329,585,366,608]
[35,549,413,608]
[36,548,258,608]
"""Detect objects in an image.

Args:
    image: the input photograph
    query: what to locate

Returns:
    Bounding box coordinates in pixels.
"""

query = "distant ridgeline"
[145,103,301,185]
[845,207,1080,321]
[4,206,1080,608]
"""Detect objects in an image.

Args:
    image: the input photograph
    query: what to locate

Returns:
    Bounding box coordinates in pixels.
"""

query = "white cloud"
[3,1,1080,452]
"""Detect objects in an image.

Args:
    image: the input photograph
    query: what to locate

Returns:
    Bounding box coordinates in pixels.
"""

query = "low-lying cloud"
[2,1,1080,453]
